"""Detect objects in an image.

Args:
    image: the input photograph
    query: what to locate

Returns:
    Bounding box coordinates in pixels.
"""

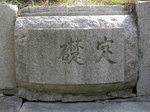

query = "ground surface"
[0,95,150,112]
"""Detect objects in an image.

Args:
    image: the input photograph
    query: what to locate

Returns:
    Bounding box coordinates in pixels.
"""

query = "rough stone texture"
[136,1,150,96]
[0,4,18,90]
[0,96,22,112]
[20,6,126,13]
[20,102,150,112]
[110,96,150,102]
[15,6,138,101]
[19,11,129,16]
[28,28,125,84]
[19,6,129,16]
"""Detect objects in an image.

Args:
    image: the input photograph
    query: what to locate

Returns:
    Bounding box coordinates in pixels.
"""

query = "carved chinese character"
[59,37,84,65]
[96,36,117,64]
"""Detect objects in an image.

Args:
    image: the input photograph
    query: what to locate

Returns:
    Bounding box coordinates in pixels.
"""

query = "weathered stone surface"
[136,1,150,96]
[15,6,138,101]
[0,4,18,90]
[62,89,136,102]
[0,96,22,112]
[20,102,150,112]
[20,6,126,13]
[19,6,129,16]
[110,96,150,102]
[28,28,124,84]
[19,11,129,16]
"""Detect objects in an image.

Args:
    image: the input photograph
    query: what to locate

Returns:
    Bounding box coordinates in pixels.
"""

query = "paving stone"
[0,96,22,112]
[136,1,150,96]
[0,4,18,90]
[20,102,150,112]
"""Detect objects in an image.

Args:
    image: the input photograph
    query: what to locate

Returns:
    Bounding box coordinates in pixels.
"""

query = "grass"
[0,0,142,8]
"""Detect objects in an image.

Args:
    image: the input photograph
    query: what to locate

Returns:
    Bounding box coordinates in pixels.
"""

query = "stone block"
[0,96,22,112]
[0,4,18,90]
[136,1,150,96]
[28,28,124,84]
[15,6,138,101]
[20,102,150,112]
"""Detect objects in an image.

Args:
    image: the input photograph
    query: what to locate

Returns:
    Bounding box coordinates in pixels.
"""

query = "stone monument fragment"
[15,6,138,101]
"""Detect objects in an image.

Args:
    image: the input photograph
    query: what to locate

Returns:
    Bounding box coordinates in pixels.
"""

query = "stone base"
[1,96,150,112]
[16,88,135,102]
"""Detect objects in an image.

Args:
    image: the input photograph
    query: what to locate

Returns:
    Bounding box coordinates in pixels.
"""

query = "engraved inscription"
[59,37,84,65]
[96,36,117,64]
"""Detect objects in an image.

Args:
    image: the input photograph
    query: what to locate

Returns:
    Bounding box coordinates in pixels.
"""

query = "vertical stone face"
[0,4,18,90]
[28,28,125,85]
[15,6,138,101]
[136,1,150,96]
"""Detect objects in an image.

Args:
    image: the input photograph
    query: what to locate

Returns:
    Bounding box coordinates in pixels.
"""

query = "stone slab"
[19,11,129,16]
[20,102,150,112]
[28,28,124,84]
[0,96,22,112]
[19,6,129,16]
[136,1,150,96]
[15,14,138,101]
[0,4,18,90]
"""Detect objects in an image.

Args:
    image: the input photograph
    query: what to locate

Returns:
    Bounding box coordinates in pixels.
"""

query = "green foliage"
[0,0,141,8]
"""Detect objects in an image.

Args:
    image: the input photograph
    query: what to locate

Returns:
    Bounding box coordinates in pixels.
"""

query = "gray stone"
[20,102,150,112]
[15,6,138,101]
[19,6,129,16]
[0,4,18,90]
[62,89,136,102]
[19,11,129,16]
[136,1,150,96]
[0,93,4,97]
[29,28,125,84]
[107,89,136,98]
[110,96,150,102]
[20,6,126,13]
[0,96,22,112]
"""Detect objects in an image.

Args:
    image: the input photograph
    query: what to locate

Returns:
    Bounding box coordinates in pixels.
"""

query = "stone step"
[19,11,129,16]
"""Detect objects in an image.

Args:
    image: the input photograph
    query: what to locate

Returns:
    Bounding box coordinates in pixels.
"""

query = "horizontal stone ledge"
[20,101,150,112]
[20,5,127,13]
[19,11,129,16]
